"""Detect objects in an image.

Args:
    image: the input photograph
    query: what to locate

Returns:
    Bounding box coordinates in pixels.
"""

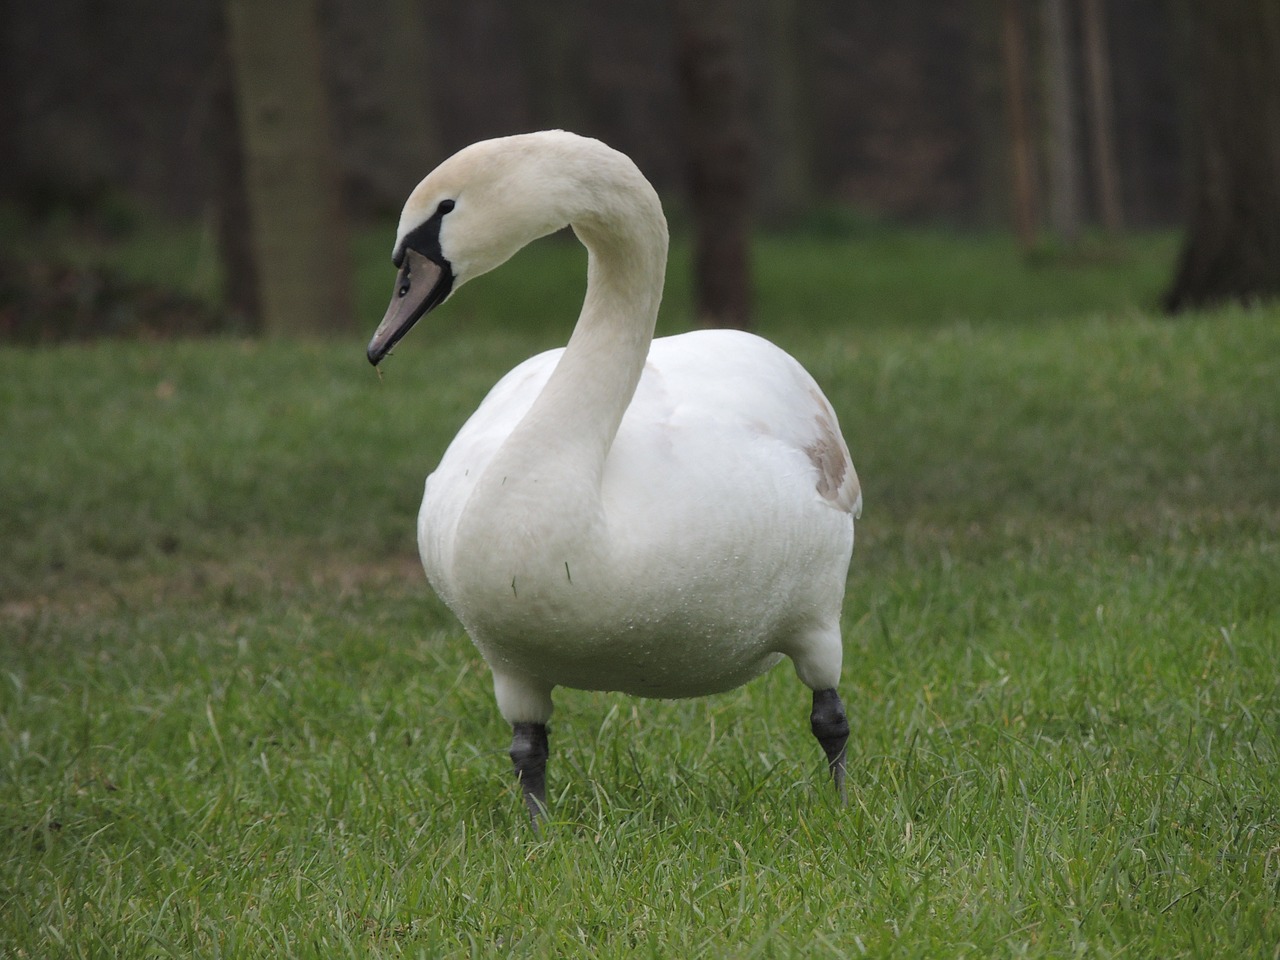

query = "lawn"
[2,220,1278,957]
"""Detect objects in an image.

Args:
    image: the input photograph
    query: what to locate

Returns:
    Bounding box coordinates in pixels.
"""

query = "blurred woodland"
[0,0,1276,332]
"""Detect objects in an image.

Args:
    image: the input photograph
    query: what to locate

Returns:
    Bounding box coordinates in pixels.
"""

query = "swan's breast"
[418,327,856,698]
[416,347,564,589]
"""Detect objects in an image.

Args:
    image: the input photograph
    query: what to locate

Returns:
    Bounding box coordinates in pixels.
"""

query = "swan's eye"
[398,282,410,298]
[437,199,456,216]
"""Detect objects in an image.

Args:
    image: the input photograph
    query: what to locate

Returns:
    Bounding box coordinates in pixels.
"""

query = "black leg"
[509,722,549,826]
[810,688,850,799]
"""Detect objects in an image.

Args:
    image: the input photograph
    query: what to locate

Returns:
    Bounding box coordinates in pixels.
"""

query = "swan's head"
[367,131,630,365]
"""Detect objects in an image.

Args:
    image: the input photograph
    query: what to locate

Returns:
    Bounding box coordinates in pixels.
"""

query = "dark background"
[0,0,1185,227]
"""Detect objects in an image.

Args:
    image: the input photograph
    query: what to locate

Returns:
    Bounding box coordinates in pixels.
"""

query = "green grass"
[2,222,1279,957]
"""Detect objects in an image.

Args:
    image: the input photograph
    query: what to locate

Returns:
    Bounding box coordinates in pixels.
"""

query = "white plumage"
[367,131,860,819]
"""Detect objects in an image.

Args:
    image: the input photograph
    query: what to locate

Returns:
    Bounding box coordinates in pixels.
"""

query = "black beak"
[366,248,454,365]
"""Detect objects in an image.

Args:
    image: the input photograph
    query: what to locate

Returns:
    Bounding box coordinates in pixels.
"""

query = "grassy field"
[2,222,1279,957]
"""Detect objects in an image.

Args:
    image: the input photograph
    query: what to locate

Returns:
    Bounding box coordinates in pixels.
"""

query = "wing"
[617,328,860,517]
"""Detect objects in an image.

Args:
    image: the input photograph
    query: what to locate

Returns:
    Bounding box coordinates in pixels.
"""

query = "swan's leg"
[785,623,849,797]
[492,670,554,826]
[810,688,850,798]
[510,722,549,825]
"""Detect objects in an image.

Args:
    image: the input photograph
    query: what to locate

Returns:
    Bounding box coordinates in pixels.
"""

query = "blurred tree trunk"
[224,0,353,335]
[380,0,440,175]
[1164,0,1280,312]
[1041,0,1083,244]
[322,0,441,211]
[1080,0,1123,231]
[0,0,15,203]
[673,0,754,330]
[754,0,812,224]
[518,0,588,132]
[1001,0,1039,250]
[209,2,259,328]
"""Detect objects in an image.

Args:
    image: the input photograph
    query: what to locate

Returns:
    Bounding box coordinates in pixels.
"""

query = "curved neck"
[495,192,668,483]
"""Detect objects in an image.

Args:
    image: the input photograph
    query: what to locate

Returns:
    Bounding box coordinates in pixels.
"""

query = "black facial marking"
[393,198,457,268]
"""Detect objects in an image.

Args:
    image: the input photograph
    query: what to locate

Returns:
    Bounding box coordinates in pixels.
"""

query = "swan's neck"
[449,156,667,620]
[494,197,668,484]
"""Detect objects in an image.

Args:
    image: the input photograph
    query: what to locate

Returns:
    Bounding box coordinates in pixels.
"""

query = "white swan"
[367,131,861,821]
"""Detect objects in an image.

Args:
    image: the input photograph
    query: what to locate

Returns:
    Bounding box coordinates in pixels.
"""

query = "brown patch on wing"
[807,418,846,500]
[806,391,861,515]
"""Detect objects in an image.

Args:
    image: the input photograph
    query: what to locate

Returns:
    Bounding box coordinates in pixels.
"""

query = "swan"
[366,131,861,823]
